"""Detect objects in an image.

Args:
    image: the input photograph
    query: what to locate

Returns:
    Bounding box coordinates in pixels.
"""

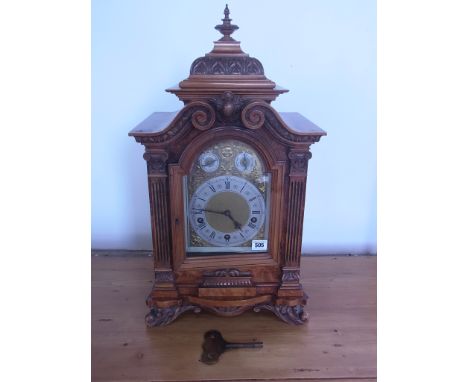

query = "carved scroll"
[190,101,216,131]
[241,101,266,129]
[240,100,322,144]
[133,101,215,144]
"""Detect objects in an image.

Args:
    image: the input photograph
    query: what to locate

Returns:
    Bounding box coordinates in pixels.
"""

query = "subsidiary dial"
[199,151,220,173]
[234,152,255,173]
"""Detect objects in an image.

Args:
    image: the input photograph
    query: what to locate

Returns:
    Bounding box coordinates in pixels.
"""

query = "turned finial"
[215,4,239,41]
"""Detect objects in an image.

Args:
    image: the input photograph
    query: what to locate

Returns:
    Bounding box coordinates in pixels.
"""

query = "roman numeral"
[240,182,247,192]
[249,196,257,202]
[198,224,206,230]
[252,210,261,214]
[208,184,216,192]
[248,222,256,229]
[209,231,216,239]
[225,179,230,189]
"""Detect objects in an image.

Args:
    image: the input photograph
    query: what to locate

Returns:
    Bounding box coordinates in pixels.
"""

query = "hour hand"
[223,210,242,229]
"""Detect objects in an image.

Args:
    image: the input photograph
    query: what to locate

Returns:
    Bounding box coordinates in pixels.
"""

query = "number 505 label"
[252,240,268,250]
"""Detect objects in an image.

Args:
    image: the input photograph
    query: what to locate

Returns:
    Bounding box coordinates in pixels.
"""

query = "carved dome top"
[167,5,287,103]
[189,5,264,76]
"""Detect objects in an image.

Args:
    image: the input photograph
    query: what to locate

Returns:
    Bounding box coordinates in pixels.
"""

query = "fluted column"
[143,149,178,300]
[279,149,312,297]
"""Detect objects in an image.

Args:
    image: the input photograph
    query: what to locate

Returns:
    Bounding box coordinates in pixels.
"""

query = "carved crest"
[212,91,246,124]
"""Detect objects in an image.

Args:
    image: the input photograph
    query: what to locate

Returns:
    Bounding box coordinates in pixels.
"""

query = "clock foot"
[254,296,309,325]
[145,303,200,327]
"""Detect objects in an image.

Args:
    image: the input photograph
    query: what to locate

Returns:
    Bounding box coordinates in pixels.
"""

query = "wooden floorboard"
[92,256,376,382]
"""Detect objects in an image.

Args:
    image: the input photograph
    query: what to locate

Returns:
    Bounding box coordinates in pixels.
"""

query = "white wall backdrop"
[91,0,376,254]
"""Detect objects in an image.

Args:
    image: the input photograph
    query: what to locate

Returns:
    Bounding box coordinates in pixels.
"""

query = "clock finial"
[215,4,239,41]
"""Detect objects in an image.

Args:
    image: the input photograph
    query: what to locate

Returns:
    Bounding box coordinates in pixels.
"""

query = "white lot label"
[251,240,268,251]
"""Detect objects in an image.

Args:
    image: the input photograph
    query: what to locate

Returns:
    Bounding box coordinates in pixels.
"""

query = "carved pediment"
[132,94,323,147]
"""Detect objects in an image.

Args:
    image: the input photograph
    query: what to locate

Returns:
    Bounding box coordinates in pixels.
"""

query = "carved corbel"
[143,150,169,176]
[288,150,312,176]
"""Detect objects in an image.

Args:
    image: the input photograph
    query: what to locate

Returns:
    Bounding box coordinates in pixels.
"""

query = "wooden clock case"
[129,6,326,326]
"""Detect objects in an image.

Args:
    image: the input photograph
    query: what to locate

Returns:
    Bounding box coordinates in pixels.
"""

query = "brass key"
[201,330,263,365]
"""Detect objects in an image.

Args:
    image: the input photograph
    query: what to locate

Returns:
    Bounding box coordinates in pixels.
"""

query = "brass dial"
[184,139,270,253]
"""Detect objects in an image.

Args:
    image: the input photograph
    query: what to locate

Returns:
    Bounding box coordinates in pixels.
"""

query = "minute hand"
[200,208,225,215]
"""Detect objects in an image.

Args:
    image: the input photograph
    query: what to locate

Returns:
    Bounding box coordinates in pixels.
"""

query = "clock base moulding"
[145,295,309,327]
[145,267,309,326]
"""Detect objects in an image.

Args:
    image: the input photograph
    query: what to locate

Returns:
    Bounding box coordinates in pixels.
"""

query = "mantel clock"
[129,6,326,326]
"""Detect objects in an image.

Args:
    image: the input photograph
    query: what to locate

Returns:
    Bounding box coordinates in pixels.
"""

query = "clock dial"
[198,151,220,172]
[184,139,270,254]
[188,176,266,246]
[235,152,255,173]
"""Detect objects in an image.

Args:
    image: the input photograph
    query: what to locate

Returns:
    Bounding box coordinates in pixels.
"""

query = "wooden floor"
[92,255,376,382]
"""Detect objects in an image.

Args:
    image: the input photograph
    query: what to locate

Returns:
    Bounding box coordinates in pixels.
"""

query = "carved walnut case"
[129,6,326,326]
